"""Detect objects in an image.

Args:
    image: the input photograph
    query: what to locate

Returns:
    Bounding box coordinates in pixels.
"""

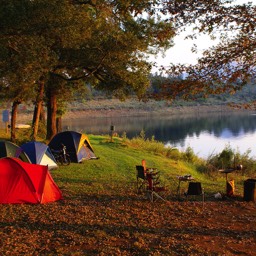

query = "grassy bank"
[0,132,255,255]
[52,135,252,198]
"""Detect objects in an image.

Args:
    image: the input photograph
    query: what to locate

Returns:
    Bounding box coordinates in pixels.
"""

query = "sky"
[151,0,253,70]
[152,30,216,67]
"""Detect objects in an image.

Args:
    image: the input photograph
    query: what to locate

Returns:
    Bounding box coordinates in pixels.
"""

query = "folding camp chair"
[142,159,159,174]
[141,159,160,182]
[136,165,147,194]
[136,160,158,193]
[146,170,166,202]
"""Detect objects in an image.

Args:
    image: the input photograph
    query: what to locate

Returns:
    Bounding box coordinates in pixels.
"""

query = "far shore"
[1,103,253,124]
[63,104,250,119]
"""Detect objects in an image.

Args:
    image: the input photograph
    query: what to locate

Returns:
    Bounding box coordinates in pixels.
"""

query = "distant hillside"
[0,83,255,122]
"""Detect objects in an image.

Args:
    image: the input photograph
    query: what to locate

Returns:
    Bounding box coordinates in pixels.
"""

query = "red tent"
[0,157,62,204]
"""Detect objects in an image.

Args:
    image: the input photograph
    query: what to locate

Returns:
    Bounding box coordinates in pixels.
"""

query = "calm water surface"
[63,112,256,159]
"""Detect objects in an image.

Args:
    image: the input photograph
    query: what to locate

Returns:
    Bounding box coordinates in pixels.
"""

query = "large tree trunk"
[10,100,21,142]
[46,87,57,141]
[31,79,45,140]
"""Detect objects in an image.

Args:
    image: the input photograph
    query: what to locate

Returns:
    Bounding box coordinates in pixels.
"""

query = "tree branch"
[52,54,107,81]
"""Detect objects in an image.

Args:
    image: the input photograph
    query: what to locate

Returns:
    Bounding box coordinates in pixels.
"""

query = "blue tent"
[48,131,96,163]
[21,141,58,170]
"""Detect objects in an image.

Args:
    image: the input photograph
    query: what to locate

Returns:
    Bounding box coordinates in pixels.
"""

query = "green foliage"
[126,131,208,166]
[139,129,146,140]
[149,73,256,105]
[0,0,175,101]
[0,0,177,139]
[208,146,231,170]
[121,131,127,142]
[218,144,235,169]
[159,1,256,103]
[124,132,256,182]
[206,145,256,176]
[166,147,182,160]
[126,132,167,156]
[183,146,197,163]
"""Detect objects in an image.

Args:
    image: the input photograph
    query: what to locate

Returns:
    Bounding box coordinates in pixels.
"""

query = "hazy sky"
[153,30,215,66]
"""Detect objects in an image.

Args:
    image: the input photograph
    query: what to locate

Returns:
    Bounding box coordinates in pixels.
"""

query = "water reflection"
[63,112,256,158]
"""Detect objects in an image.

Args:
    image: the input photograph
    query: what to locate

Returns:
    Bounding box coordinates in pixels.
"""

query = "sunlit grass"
[46,134,251,199]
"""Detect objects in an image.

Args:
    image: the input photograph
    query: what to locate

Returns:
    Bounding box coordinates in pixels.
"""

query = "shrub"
[206,145,256,176]
[182,146,198,163]
[126,131,201,164]
[166,147,181,160]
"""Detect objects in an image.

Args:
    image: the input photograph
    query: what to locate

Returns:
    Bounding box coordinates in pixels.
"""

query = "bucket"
[244,179,256,202]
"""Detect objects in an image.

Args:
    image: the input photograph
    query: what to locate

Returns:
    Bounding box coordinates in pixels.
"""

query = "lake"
[63,111,256,159]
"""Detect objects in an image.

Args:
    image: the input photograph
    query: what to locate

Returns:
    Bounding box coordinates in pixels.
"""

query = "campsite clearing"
[0,135,255,255]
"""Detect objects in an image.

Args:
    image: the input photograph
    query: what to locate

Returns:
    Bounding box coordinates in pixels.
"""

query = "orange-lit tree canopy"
[152,0,256,103]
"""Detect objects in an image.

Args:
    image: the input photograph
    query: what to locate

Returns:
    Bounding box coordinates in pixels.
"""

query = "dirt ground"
[70,193,256,256]
[0,192,255,255]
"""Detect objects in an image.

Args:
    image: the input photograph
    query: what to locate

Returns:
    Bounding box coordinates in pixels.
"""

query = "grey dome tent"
[0,140,31,163]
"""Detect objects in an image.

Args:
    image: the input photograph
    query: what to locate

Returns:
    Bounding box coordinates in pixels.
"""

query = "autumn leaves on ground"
[0,135,255,255]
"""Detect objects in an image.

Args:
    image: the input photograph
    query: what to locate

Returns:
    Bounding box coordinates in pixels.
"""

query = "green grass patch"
[0,129,254,197]
[47,134,252,198]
